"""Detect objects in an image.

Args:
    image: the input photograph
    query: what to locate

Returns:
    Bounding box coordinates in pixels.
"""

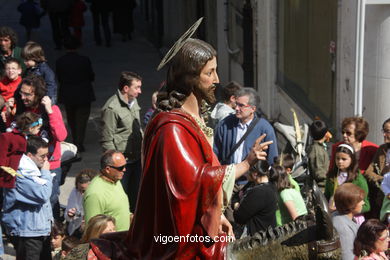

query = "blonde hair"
[81,214,116,243]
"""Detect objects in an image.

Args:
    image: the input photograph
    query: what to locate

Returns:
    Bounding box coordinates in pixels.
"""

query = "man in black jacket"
[56,36,95,152]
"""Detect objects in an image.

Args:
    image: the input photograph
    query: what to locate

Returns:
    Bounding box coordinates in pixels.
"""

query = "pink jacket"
[354,252,389,260]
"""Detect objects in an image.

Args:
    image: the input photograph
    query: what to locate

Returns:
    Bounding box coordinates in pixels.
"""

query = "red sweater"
[0,129,26,188]
[0,76,21,102]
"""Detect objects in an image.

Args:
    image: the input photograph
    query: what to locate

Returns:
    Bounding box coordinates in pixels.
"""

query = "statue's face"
[195,56,219,104]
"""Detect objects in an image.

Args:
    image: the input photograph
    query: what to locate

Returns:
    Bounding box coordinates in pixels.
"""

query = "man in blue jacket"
[214,87,278,175]
[2,136,53,260]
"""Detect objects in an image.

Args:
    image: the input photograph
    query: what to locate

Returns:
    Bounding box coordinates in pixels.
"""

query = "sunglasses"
[108,164,126,172]
[236,102,252,109]
[342,130,353,136]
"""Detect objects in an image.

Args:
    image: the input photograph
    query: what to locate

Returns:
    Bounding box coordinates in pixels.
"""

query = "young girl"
[325,143,370,224]
[0,111,42,188]
[22,41,57,104]
[270,165,308,226]
[65,169,98,238]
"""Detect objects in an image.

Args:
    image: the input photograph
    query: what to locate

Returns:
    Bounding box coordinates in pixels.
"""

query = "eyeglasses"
[108,164,126,172]
[236,102,252,109]
[342,130,353,136]
[37,153,48,160]
[378,230,390,241]
[382,129,390,134]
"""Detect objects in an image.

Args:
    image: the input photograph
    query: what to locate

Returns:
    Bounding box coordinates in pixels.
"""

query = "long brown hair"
[81,214,116,243]
[269,165,293,192]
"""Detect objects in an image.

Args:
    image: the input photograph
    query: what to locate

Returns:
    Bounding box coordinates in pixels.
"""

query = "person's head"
[354,219,389,257]
[19,74,47,108]
[248,160,270,184]
[269,165,293,192]
[341,117,369,144]
[381,118,390,144]
[118,71,142,101]
[81,214,116,243]
[332,144,358,181]
[61,236,80,257]
[4,58,22,81]
[274,154,294,174]
[22,41,46,67]
[0,27,17,53]
[310,120,329,141]
[234,87,260,124]
[26,136,49,168]
[75,168,97,194]
[64,36,81,50]
[334,183,365,215]
[15,111,41,135]
[51,221,66,250]
[164,38,218,107]
[221,81,242,107]
[100,150,126,183]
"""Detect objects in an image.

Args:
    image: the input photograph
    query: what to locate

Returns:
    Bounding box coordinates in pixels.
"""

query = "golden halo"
[157,17,204,71]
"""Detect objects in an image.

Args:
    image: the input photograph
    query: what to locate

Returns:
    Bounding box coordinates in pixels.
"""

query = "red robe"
[127,109,227,259]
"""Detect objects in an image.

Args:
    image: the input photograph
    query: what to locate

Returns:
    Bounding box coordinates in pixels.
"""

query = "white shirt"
[233,118,253,163]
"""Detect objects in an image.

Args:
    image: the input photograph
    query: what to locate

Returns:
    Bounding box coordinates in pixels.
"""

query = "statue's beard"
[194,84,216,105]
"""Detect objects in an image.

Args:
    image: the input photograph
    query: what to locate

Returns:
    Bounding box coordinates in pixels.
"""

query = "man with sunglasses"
[214,87,278,168]
[83,150,130,232]
[2,136,53,259]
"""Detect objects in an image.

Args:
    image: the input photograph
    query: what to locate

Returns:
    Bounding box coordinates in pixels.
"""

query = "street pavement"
[1,1,166,258]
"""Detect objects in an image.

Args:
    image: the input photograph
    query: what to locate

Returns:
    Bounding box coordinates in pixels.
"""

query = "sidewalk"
[1,1,165,258]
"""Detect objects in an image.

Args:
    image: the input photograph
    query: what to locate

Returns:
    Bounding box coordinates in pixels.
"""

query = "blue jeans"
[120,160,141,213]
[50,167,62,221]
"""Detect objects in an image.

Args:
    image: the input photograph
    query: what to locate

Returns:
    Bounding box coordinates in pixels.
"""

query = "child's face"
[335,152,352,172]
[102,221,116,234]
[28,124,42,135]
[5,62,21,80]
[51,234,64,250]
[24,59,36,68]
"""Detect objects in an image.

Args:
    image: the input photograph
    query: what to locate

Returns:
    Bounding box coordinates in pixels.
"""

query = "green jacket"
[307,141,329,188]
[324,171,370,213]
[100,90,143,161]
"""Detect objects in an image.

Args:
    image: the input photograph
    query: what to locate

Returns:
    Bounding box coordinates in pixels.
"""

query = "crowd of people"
[0,11,390,260]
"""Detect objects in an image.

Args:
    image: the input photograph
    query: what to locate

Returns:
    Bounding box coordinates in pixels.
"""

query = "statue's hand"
[219,214,235,241]
[247,134,273,165]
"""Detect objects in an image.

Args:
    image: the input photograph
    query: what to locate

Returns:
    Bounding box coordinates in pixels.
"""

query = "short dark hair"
[26,135,48,155]
[21,41,46,62]
[51,221,66,237]
[382,118,390,130]
[310,120,328,141]
[100,150,121,169]
[118,71,142,91]
[75,168,98,187]
[250,160,270,178]
[62,236,80,253]
[334,183,365,214]
[5,57,21,68]
[235,87,260,107]
[353,219,387,257]
[274,154,294,170]
[0,26,18,49]
[341,117,369,142]
[221,81,242,102]
[15,111,40,133]
[21,74,47,104]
